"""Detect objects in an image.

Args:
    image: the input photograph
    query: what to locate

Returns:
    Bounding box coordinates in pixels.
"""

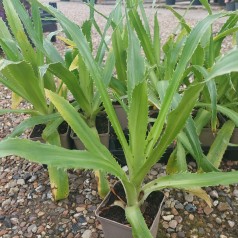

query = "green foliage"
[1,1,238,237]
[0,0,69,201]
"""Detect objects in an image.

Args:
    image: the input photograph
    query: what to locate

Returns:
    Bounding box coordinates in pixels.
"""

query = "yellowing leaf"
[57,36,76,48]
[187,188,212,207]
[69,55,79,71]
[11,92,22,109]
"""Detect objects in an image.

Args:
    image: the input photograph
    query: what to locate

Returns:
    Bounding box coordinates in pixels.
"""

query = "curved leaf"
[206,120,235,168]
[142,171,238,199]
[8,113,61,138]
[0,138,124,178]
[0,60,48,114]
[145,13,224,157]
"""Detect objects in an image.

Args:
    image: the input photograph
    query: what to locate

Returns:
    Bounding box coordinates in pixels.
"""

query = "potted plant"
[1,1,238,238]
[0,0,71,201]
[165,4,238,154]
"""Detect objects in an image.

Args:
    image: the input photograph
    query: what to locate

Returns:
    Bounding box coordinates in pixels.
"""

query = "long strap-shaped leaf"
[3,0,38,69]
[142,171,238,200]
[133,83,205,185]
[46,63,91,113]
[128,9,156,66]
[128,82,148,169]
[206,49,238,81]
[206,120,235,168]
[0,60,48,114]
[112,27,127,84]
[127,25,145,98]
[145,13,224,158]
[0,19,22,61]
[196,103,238,127]
[12,0,64,65]
[196,49,238,131]
[11,0,43,65]
[183,117,218,172]
[0,109,39,116]
[46,90,121,166]
[35,1,133,172]
[8,113,61,138]
[0,138,124,178]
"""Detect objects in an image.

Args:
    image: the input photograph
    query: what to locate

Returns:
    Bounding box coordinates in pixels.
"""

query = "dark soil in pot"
[71,113,110,149]
[98,182,164,228]
[29,124,46,139]
[29,122,70,138]
[96,114,109,134]
[57,121,69,134]
[109,128,129,166]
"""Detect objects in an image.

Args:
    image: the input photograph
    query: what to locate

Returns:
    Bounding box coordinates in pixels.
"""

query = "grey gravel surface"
[1,1,238,238]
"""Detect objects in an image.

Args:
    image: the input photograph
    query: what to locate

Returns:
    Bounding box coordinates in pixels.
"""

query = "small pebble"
[185,203,197,213]
[189,214,194,221]
[163,215,174,221]
[17,179,25,185]
[215,217,222,224]
[204,206,214,215]
[82,230,92,238]
[228,220,235,228]
[198,227,205,235]
[233,189,238,198]
[175,203,184,210]
[209,190,219,199]
[2,198,11,207]
[27,224,37,233]
[35,185,45,193]
[162,221,169,229]
[175,216,183,223]
[177,231,185,238]
[169,220,178,229]
[28,175,37,183]
[184,193,194,203]
[10,218,19,225]
[217,202,231,212]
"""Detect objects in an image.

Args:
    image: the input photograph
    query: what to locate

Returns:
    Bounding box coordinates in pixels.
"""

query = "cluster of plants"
[0,0,238,237]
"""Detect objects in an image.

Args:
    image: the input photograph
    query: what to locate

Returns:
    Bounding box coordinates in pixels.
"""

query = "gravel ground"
[0,1,238,238]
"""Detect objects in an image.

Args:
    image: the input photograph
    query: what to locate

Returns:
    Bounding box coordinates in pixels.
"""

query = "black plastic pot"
[95,182,165,238]
[166,0,176,5]
[199,128,238,147]
[191,0,202,5]
[29,122,72,149]
[226,1,235,10]
[113,103,128,130]
[218,0,226,6]
[71,115,110,149]
[40,2,58,42]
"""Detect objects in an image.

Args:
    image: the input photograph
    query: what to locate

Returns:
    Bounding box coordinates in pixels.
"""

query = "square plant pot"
[29,122,72,149]
[95,182,165,238]
[113,103,128,130]
[71,114,110,149]
[199,127,238,147]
